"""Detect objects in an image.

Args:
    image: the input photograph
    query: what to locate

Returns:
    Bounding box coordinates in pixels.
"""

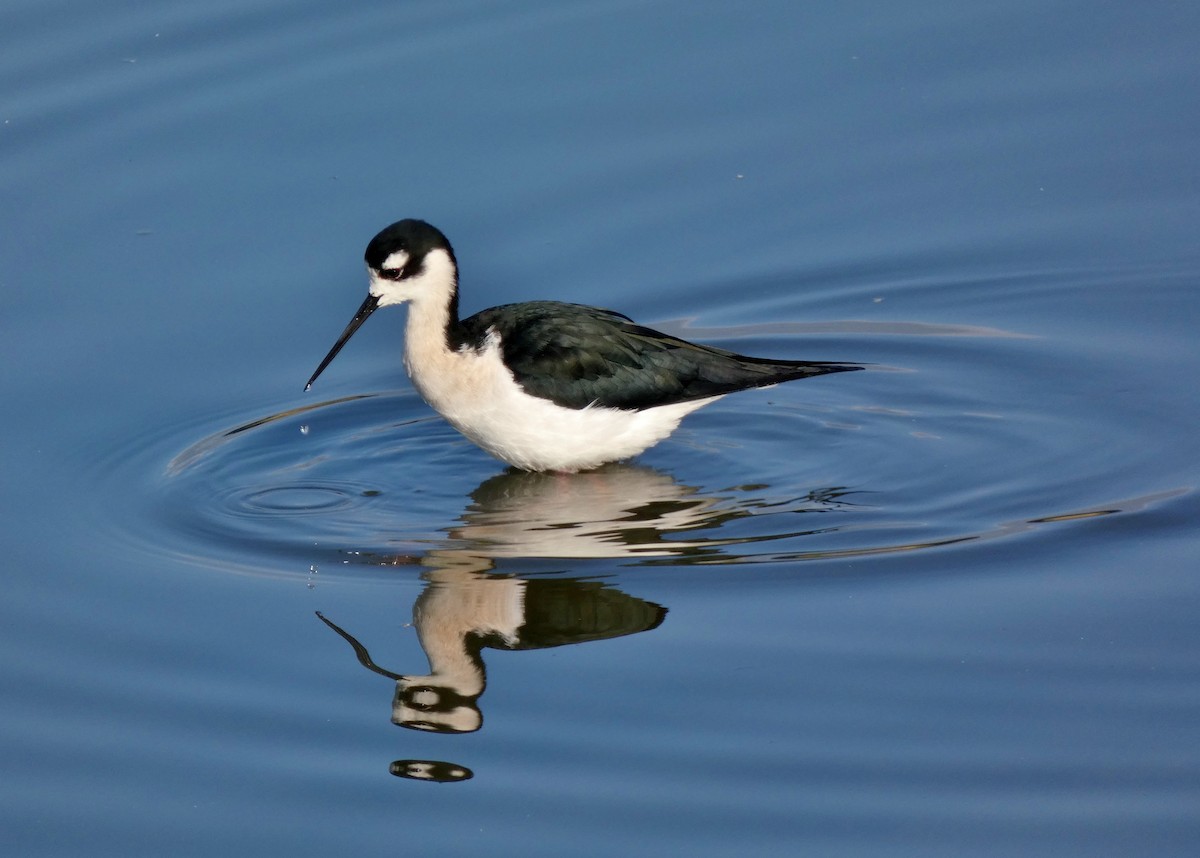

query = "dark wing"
[460,301,862,411]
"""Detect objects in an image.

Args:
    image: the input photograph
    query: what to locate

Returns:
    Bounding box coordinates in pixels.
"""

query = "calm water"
[3,0,1199,855]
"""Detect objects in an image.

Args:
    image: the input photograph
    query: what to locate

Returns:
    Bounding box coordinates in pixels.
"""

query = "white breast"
[404,323,718,472]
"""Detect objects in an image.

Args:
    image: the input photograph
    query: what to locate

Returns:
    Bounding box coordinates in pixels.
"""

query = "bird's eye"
[380,268,403,280]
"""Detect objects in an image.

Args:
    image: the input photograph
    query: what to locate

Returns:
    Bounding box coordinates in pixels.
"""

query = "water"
[3,1,1199,855]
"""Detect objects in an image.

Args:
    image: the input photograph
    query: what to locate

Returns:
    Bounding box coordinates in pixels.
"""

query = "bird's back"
[459,301,861,411]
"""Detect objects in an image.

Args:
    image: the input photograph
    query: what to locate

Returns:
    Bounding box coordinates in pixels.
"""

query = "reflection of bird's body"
[306,219,862,472]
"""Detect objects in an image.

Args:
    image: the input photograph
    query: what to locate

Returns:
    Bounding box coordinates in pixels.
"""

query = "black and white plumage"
[306,219,862,472]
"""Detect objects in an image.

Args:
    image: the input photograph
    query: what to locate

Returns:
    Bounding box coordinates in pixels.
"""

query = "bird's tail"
[727,356,865,388]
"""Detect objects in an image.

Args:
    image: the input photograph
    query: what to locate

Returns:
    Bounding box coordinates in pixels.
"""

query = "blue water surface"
[2,0,1199,855]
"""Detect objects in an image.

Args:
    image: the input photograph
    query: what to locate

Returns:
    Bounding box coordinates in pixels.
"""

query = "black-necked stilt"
[306,219,862,472]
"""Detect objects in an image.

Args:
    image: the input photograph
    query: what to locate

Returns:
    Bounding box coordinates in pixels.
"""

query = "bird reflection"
[319,573,665,734]
[317,463,855,781]
[317,572,664,783]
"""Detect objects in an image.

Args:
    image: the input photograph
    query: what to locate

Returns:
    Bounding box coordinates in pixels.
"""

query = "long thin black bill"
[304,293,380,391]
[314,611,406,681]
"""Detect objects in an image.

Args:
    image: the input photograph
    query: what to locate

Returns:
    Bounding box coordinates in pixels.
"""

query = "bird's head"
[305,219,458,390]
[365,218,458,308]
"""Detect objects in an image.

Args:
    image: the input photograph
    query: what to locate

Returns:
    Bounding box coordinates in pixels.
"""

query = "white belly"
[405,334,718,472]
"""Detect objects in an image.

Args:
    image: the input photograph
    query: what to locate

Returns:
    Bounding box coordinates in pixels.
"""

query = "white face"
[368,247,457,308]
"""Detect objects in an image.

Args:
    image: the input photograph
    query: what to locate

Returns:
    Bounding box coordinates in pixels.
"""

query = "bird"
[305,219,863,472]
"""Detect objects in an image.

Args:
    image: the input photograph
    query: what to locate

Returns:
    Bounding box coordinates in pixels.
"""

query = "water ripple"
[94,301,1193,580]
